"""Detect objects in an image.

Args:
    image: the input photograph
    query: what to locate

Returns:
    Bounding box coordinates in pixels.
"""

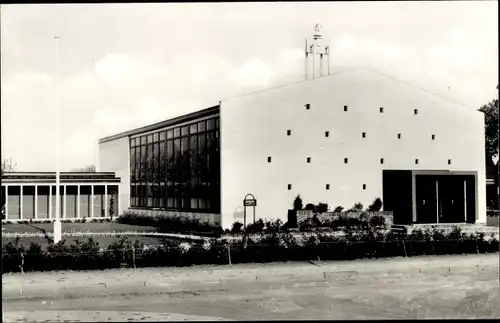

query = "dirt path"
[3,254,499,321]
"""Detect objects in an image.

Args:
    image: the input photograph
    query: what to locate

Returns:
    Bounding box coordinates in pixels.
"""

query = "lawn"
[1,222,177,248]
[1,222,158,234]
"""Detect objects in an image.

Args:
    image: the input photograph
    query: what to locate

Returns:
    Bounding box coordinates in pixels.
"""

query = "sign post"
[243,193,257,227]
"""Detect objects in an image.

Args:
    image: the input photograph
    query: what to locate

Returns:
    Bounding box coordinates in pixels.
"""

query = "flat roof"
[1,172,121,184]
[98,105,220,144]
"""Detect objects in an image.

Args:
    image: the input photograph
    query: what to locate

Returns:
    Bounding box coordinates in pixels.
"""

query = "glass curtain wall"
[130,116,220,213]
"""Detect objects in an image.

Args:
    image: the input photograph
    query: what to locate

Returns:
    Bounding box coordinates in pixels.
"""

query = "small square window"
[398,133,402,139]
[362,132,366,138]
[380,158,384,164]
[415,159,419,165]
[268,157,272,163]
[344,105,348,112]
[363,184,367,190]
[448,159,452,165]
[325,131,329,137]
[344,158,348,164]
[287,184,292,190]
[307,157,311,163]
[380,107,384,113]
[326,184,330,190]
[305,103,310,110]
[432,134,436,140]
[287,130,291,136]
[414,109,418,115]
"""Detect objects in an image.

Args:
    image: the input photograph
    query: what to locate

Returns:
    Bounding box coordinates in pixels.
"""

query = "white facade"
[220,67,486,228]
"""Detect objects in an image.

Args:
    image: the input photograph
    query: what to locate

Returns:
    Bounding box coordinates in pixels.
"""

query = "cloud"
[1,3,497,172]
[231,58,273,92]
[94,53,160,87]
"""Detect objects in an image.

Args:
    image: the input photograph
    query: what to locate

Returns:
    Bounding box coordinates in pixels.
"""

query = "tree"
[478,87,499,163]
[304,203,315,211]
[293,194,303,210]
[316,202,329,213]
[1,158,17,174]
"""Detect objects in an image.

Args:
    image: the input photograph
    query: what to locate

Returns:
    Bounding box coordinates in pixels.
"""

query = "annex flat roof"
[1,172,121,184]
[98,105,220,144]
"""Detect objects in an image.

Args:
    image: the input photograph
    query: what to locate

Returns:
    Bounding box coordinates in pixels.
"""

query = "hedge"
[117,211,223,237]
[2,226,498,274]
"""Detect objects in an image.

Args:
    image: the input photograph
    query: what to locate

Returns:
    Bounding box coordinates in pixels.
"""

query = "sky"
[1,2,498,172]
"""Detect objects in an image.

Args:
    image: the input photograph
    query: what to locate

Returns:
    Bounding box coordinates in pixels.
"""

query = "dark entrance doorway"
[415,175,438,224]
[415,174,475,224]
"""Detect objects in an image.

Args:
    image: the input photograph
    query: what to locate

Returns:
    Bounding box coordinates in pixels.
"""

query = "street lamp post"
[53,36,62,243]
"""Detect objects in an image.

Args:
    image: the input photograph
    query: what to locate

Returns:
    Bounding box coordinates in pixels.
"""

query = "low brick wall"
[486,215,499,227]
[296,210,394,227]
[126,208,221,226]
[411,223,499,235]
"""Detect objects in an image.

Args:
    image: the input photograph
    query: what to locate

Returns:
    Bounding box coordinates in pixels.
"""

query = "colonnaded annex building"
[96,31,487,229]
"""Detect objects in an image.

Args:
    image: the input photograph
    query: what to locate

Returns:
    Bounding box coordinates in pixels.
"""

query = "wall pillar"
[411,172,417,223]
[34,185,38,220]
[436,180,439,224]
[77,184,81,218]
[464,180,467,223]
[91,184,94,218]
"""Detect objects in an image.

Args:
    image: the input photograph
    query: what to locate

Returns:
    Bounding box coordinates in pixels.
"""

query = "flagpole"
[53,36,62,243]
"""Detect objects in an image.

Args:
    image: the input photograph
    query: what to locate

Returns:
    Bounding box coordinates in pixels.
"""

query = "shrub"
[264,219,284,234]
[245,219,265,234]
[369,215,386,228]
[333,206,344,212]
[367,198,383,212]
[348,202,363,212]
[316,202,329,213]
[293,195,303,211]
[231,221,244,234]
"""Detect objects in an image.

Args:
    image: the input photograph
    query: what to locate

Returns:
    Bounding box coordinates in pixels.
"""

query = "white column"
[63,185,66,220]
[77,184,81,218]
[34,185,38,220]
[91,184,94,218]
[464,180,467,223]
[5,185,9,220]
[20,185,23,220]
[104,185,108,218]
[436,180,439,224]
[49,185,53,219]
[117,185,120,218]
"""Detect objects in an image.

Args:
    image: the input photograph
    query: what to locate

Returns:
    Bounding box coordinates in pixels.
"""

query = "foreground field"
[3,254,499,321]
